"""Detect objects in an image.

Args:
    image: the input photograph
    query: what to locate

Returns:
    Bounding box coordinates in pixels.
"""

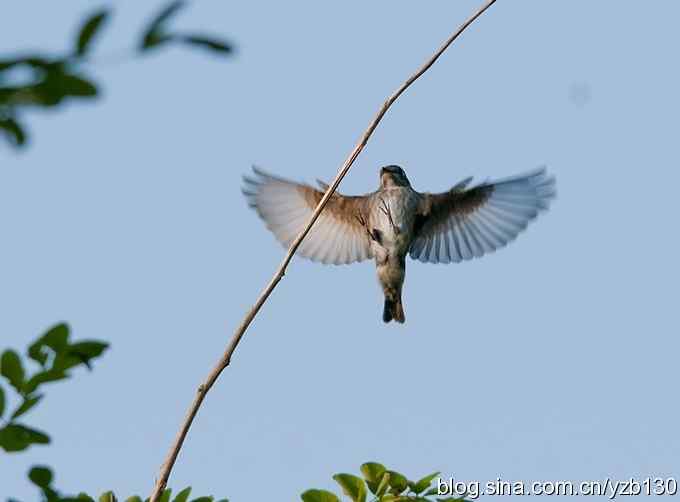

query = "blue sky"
[2,1,679,500]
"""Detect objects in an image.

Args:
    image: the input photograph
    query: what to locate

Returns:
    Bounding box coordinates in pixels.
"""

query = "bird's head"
[380,165,411,188]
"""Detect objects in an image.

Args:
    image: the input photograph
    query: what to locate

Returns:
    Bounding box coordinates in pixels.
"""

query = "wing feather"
[410,168,555,264]
[243,168,373,265]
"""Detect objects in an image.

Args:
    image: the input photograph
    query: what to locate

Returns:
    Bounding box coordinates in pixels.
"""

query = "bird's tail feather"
[383,296,405,324]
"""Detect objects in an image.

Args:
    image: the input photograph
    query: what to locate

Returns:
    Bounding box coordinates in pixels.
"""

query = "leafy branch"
[148,1,499,501]
[1,325,229,502]
[301,462,469,502]
[0,323,107,452]
[0,0,233,149]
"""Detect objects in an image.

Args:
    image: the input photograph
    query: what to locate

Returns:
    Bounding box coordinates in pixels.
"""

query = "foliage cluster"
[302,462,467,502]
[0,0,232,148]
[1,324,228,502]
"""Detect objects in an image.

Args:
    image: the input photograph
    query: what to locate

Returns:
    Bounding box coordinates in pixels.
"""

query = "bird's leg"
[379,198,400,235]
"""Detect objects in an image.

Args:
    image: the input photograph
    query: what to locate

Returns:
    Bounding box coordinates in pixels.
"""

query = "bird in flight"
[243,165,555,324]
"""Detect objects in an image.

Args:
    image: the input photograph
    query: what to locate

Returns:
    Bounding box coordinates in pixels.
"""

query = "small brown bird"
[243,165,555,323]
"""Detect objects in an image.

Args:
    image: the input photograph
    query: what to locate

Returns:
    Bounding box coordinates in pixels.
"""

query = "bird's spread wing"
[242,167,374,265]
[410,167,555,263]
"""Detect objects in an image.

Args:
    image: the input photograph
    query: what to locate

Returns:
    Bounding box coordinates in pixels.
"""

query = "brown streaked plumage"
[242,167,375,265]
[243,165,556,324]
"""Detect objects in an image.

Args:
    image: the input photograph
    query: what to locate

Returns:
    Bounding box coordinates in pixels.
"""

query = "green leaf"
[360,462,386,494]
[28,323,70,366]
[140,1,186,50]
[76,494,96,502]
[75,9,111,56]
[11,394,43,420]
[0,423,50,452]
[412,472,440,494]
[1,350,25,393]
[42,323,71,350]
[28,340,49,367]
[188,497,213,502]
[26,329,107,388]
[173,487,192,502]
[125,497,143,502]
[99,492,117,502]
[22,71,98,108]
[375,473,390,497]
[53,73,98,97]
[300,490,340,502]
[19,84,63,107]
[68,341,109,368]
[332,474,366,502]
[140,32,173,51]
[24,369,69,394]
[159,489,172,502]
[0,385,5,417]
[28,466,53,488]
[178,35,233,55]
[0,116,27,147]
[386,471,408,495]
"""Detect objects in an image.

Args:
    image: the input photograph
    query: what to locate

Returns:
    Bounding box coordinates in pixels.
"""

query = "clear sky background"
[2,0,679,500]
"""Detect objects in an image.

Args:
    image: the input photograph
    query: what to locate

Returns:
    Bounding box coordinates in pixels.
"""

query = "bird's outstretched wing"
[242,167,374,265]
[410,168,555,263]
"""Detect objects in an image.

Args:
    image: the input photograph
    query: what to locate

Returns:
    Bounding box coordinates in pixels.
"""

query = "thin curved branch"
[149,1,498,499]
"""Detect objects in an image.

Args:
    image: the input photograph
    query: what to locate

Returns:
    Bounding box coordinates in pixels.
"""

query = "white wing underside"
[243,169,373,265]
[410,168,556,264]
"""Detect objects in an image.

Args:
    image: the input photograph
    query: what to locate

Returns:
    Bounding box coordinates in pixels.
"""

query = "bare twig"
[149,1,498,499]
